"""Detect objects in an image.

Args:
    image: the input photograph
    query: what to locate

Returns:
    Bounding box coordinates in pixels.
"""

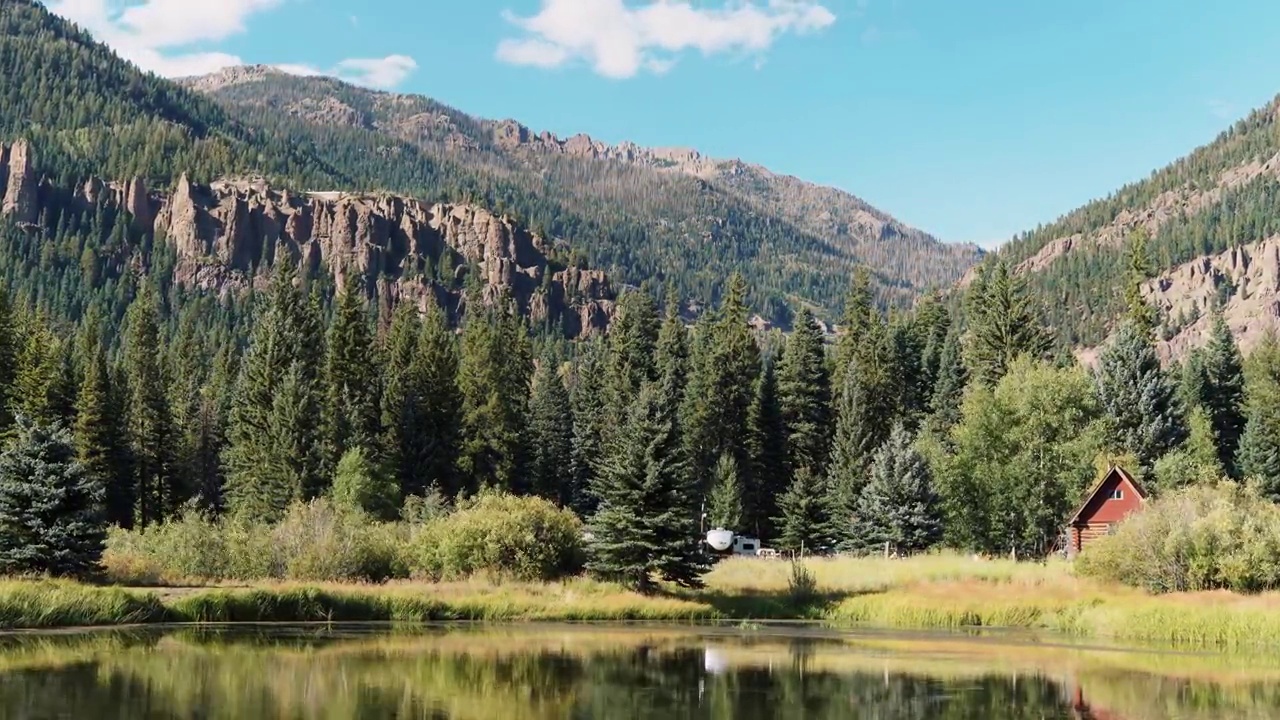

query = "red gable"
[1068,466,1147,527]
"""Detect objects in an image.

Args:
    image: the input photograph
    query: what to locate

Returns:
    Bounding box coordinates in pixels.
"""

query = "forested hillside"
[185,66,982,319]
[998,96,1280,348]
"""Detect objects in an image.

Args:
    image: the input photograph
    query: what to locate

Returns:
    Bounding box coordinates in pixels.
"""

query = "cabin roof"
[1067,466,1147,526]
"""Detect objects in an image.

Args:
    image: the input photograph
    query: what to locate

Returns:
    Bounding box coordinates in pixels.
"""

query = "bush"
[1077,483,1280,593]
[331,449,400,520]
[413,491,584,581]
[104,500,409,584]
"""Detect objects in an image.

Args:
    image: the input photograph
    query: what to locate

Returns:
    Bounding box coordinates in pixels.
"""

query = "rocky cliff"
[0,141,615,337]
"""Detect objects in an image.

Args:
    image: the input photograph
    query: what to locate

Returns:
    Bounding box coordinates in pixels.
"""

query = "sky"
[46,0,1280,248]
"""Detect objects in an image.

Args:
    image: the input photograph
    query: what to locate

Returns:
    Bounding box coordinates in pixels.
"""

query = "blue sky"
[49,0,1280,248]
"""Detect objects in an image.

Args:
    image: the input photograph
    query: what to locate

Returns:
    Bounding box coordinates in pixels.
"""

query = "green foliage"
[1152,406,1225,491]
[124,289,176,526]
[937,360,1104,557]
[963,261,1053,387]
[708,453,744,532]
[1123,229,1157,331]
[322,286,380,478]
[826,343,895,548]
[1093,321,1188,472]
[0,416,105,577]
[331,448,400,521]
[414,491,584,582]
[568,342,607,516]
[746,362,787,539]
[776,308,833,477]
[73,343,132,528]
[1238,332,1280,498]
[773,467,828,554]
[1200,309,1246,476]
[589,380,706,591]
[854,425,943,556]
[458,304,531,493]
[1078,483,1280,593]
[926,327,967,438]
[528,352,573,504]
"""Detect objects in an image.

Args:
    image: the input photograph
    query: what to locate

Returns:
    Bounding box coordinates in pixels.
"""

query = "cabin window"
[1109,488,1124,500]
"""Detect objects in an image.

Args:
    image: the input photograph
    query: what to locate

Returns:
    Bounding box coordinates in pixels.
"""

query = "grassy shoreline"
[4,555,1279,649]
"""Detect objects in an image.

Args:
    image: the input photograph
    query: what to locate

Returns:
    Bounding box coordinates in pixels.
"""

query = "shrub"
[271,499,401,582]
[414,491,584,581]
[1077,482,1280,593]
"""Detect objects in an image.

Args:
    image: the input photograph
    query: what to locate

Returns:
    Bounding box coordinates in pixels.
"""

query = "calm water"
[0,623,1276,719]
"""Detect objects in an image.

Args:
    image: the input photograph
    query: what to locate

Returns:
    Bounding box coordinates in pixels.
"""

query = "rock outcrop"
[0,145,615,337]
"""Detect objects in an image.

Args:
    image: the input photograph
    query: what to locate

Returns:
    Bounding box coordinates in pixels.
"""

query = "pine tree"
[854,425,942,556]
[322,285,380,479]
[654,296,689,396]
[588,379,706,591]
[528,351,573,504]
[380,303,426,497]
[1123,229,1157,331]
[681,274,760,494]
[417,299,463,497]
[9,318,62,428]
[964,261,1053,386]
[223,264,323,522]
[776,308,833,477]
[1094,321,1187,472]
[1200,309,1246,476]
[0,288,15,434]
[833,267,874,396]
[458,303,530,493]
[708,453,744,532]
[773,466,828,554]
[1239,332,1280,498]
[123,288,175,526]
[605,290,660,412]
[73,343,132,528]
[0,416,105,577]
[569,342,607,515]
[926,327,967,439]
[746,362,787,540]
[827,340,895,549]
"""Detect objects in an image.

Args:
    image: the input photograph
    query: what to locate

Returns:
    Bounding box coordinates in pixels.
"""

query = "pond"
[0,623,1275,718]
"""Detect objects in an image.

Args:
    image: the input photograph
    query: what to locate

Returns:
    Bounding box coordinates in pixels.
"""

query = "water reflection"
[0,625,1274,719]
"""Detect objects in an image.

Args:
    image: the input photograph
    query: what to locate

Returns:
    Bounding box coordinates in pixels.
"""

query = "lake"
[0,623,1275,719]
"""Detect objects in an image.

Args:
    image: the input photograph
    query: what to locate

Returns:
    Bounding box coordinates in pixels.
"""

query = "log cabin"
[1065,466,1146,558]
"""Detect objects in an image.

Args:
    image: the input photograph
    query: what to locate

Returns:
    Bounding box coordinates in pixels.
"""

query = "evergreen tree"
[826,342,894,550]
[0,416,105,577]
[854,425,942,556]
[707,453,744,532]
[588,380,706,591]
[605,290,660,412]
[322,285,380,479]
[417,300,463,496]
[458,303,530,493]
[9,318,62,428]
[223,264,323,522]
[1152,406,1223,491]
[746,362,787,540]
[1200,309,1246,476]
[569,342,607,515]
[380,303,430,498]
[773,466,828,554]
[926,327,967,439]
[964,261,1053,386]
[1123,229,1157,331]
[654,296,689,396]
[1239,332,1280,498]
[682,274,760,494]
[528,351,573,504]
[1093,321,1188,472]
[123,289,175,526]
[0,288,15,434]
[73,343,132,528]
[833,267,874,396]
[776,308,833,476]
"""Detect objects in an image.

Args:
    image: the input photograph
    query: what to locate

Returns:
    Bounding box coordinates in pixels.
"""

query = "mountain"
[182,65,982,319]
[995,96,1280,350]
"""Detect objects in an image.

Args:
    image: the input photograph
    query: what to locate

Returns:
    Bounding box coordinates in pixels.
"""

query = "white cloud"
[47,0,419,88]
[496,0,836,79]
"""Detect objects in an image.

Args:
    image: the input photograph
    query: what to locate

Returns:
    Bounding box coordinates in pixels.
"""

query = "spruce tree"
[708,453,744,532]
[417,299,463,496]
[0,416,105,577]
[528,351,573,504]
[1239,332,1280,498]
[123,289,175,526]
[458,303,530,493]
[777,308,833,476]
[1200,309,1246,476]
[1094,321,1187,472]
[964,261,1053,386]
[926,327,967,439]
[833,267,874,396]
[746,361,788,540]
[0,288,15,434]
[322,285,380,479]
[773,466,828,554]
[569,342,607,515]
[9,319,62,428]
[826,337,895,549]
[380,303,428,497]
[854,425,942,556]
[654,296,689,396]
[73,343,133,528]
[1123,229,1157,332]
[588,379,706,591]
[605,290,660,412]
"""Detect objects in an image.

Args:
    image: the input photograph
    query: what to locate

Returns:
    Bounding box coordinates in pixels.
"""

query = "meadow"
[3,553,1280,649]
